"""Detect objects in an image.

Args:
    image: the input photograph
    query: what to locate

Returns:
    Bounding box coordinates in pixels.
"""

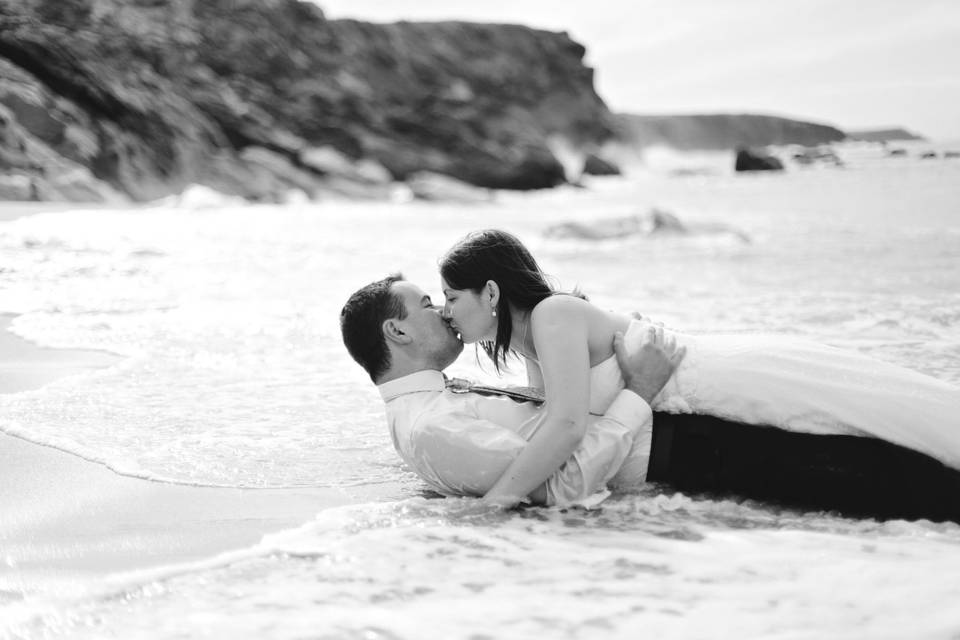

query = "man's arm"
[537,389,650,506]
[614,324,686,404]
[413,400,640,507]
[412,326,684,506]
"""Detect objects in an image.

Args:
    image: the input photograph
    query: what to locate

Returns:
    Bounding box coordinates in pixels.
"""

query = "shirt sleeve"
[544,390,652,508]
[413,390,652,507]
[412,409,527,497]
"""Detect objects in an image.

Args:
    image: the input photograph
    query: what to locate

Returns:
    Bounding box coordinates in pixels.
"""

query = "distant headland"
[844,128,926,143]
[613,113,847,151]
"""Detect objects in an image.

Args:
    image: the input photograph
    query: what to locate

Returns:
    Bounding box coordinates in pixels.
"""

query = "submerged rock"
[544,215,646,240]
[791,146,843,167]
[544,209,750,243]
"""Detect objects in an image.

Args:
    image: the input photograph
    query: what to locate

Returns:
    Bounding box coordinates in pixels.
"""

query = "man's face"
[391,280,464,368]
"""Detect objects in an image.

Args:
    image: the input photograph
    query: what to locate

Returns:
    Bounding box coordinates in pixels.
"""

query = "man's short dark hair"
[340,273,407,382]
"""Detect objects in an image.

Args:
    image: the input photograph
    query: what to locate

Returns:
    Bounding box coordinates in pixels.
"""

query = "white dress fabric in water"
[589,320,960,470]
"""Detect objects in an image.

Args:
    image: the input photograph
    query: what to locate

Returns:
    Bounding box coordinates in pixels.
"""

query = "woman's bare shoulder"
[531,294,625,326]
[529,293,592,321]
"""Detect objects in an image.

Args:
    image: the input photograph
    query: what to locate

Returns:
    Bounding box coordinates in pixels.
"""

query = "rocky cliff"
[614,113,846,151]
[0,0,613,202]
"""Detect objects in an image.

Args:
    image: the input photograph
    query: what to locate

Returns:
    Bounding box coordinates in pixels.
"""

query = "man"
[341,274,960,521]
[340,273,682,507]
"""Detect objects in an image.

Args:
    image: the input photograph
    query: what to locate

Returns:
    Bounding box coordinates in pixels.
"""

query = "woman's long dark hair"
[439,229,555,372]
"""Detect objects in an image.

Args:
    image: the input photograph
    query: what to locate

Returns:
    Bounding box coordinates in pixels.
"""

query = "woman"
[439,229,960,508]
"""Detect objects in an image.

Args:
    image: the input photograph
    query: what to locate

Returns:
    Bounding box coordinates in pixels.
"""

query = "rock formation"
[735,148,784,172]
[0,0,614,202]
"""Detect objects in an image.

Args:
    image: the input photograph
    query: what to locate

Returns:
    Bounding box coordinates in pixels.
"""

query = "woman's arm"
[483,296,592,507]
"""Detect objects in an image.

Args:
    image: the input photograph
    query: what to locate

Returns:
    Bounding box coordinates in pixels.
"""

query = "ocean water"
[2,141,960,638]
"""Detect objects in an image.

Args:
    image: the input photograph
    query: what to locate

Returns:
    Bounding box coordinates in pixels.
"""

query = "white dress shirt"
[378,370,653,507]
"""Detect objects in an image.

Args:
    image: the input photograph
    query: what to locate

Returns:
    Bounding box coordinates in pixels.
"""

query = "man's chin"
[448,341,465,360]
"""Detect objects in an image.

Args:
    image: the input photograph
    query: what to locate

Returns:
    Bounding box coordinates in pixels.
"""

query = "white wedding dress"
[589,320,960,471]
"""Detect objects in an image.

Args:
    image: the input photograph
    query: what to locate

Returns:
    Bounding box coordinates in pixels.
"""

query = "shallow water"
[2,142,960,638]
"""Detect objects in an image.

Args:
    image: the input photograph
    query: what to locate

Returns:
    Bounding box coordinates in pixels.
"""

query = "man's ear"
[382,318,412,345]
[485,280,500,308]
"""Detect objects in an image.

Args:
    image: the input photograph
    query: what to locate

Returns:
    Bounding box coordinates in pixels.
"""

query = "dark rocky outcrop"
[735,147,784,172]
[581,153,620,176]
[0,0,614,201]
[614,113,845,151]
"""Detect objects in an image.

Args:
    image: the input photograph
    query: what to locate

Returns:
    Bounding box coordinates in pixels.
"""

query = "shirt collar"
[377,369,446,402]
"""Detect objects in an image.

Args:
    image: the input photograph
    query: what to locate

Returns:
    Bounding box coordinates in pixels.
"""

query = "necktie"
[444,376,545,404]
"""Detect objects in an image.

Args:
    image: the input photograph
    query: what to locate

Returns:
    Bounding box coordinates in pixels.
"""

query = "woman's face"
[441,278,496,344]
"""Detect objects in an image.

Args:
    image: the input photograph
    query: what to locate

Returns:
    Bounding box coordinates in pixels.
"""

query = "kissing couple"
[341,229,960,520]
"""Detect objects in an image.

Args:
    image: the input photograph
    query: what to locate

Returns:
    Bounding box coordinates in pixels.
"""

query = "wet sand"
[0,316,354,594]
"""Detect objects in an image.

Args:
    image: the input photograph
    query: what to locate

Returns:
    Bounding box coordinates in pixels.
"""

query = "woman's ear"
[382,318,412,345]
[485,280,500,308]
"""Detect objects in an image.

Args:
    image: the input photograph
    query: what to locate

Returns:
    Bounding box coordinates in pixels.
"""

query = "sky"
[316,0,960,141]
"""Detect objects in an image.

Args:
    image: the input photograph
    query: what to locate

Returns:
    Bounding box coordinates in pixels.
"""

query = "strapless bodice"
[589,321,694,416]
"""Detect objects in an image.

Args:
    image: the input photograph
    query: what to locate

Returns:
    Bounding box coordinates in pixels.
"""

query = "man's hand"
[613,325,686,404]
[630,311,666,328]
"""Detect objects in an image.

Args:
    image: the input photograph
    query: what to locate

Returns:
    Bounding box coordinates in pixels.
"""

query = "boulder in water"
[735,148,784,172]
[582,153,621,177]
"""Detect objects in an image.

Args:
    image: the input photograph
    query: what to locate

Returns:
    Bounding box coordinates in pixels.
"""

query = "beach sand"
[0,315,358,594]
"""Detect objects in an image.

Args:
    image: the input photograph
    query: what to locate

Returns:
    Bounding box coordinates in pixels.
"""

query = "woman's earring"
[492,309,497,318]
